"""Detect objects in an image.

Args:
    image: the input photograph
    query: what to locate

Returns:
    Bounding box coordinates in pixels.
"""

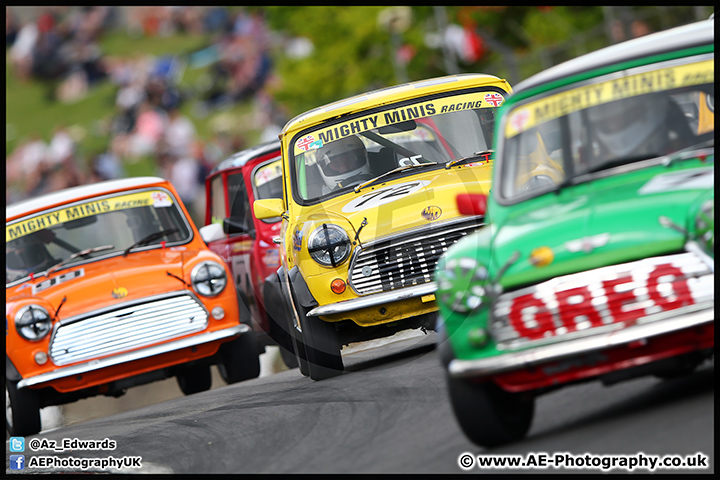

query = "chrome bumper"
[448,308,713,379]
[306,282,437,317]
[18,324,250,389]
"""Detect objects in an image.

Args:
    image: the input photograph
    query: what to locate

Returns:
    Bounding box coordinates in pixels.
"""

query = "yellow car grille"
[348,217,485,295]
[49,292,209,366]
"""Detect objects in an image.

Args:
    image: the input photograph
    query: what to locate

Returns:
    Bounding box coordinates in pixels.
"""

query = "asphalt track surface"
[6,331,714,474]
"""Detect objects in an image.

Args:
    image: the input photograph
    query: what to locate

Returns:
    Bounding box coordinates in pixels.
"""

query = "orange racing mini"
[6,177,260,436]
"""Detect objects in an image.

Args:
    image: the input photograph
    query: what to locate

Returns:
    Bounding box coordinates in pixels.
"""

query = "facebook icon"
[10,454,25,470]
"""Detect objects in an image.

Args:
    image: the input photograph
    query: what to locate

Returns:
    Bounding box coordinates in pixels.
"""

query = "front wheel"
[6,379,42,436]
[176,364,212,395]
[218,334,261,384]
[298,309,343,381]
[446,374,534,448]
[268,312,299,370]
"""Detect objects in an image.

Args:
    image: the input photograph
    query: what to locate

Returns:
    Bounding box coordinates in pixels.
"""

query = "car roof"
[6,176,170,220]
[209,139,281,176]
[513,18,714,94]
[281,73,510,136]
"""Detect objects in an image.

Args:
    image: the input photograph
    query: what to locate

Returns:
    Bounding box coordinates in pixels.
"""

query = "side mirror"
[223,217,248,235]
[254,198,284,220]
[456,193,487,216]
[199,223,225,243]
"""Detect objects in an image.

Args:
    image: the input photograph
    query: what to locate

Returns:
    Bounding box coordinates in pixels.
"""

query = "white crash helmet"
[588,95,666,158]
[315,135,371,190]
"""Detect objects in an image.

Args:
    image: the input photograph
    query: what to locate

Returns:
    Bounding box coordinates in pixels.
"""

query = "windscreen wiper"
[46,245,115,275]
[353,162,438,193]
[445,150,494,169]
[664,137,714,167]
[123,229,179,256]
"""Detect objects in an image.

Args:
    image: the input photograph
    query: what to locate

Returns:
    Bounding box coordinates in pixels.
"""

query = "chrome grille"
[349,217,484,295]
[50,293,208,366]
[491,251,714,350]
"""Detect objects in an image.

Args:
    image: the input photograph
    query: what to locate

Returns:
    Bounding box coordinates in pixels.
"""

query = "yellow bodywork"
[255,74,512,328]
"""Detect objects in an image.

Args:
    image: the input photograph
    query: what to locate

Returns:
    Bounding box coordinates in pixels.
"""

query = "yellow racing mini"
[254,74,512,380]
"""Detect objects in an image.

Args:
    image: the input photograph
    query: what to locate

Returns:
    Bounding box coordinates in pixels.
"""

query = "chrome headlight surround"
[15,305,52,341]
[191,261,228,297]
[307,223,351,267]
[436,257,490,313]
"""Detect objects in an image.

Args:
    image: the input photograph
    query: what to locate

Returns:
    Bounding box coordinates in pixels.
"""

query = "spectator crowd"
[6,6,287,225]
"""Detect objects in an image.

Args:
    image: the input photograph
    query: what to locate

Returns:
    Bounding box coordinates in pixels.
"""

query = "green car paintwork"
[438,158,713,360]
[434,17,714,448]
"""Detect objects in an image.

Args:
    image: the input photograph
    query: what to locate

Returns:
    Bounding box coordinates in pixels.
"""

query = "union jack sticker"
[484,92,504,107]
[297,135,322,152]
[151,191,172,207]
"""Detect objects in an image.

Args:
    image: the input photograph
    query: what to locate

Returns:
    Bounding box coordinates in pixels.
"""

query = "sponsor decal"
[499,255,710,342]
[254,160,283,187]
[262,248,280,267]
[297,134,323,152]
[231,240,253,252]
[151,191,172,207]
[504,58,714,138]
[484,92,504,107]
[112,287,128,299]
[421,206,442,221]
[32,269,85,295]
[7,191,175,242]
[565,233,610,254]
[294,91,504,155]
[292,226,303,251]
[342,180,431,213]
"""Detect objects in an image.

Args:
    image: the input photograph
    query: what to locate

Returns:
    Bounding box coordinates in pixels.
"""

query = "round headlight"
[15,305,52,341]
[436,257,490,313]
[307,224,351,267]
[191,261,228,297]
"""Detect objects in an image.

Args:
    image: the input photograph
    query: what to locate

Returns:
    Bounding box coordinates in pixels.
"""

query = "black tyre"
[446,374,534,448]
[176,364,212,395]
[298,307,343,381]
[279,344,299,370]
[6,379,42,436]
[268,313,299,369]
[218,333,261,384]
[292,328,311,377]
[264,272,299,370]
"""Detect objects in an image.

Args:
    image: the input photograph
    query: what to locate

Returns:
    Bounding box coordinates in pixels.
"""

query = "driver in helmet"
[588,94,695,164]
[315,135,372,192]
[6,231,57,282]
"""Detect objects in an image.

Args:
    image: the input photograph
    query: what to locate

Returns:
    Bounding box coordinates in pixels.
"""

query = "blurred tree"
[265,6,395,115]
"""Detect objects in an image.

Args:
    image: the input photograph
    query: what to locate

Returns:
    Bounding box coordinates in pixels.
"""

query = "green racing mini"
[434,17,714,447]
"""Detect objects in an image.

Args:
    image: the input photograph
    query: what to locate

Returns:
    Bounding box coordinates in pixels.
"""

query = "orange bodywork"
[6,177,243,394]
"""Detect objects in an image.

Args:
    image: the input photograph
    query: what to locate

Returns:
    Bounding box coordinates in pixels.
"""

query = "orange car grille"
[491,251,714,350]
[49,293,209,366]
[348,217,485,295]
